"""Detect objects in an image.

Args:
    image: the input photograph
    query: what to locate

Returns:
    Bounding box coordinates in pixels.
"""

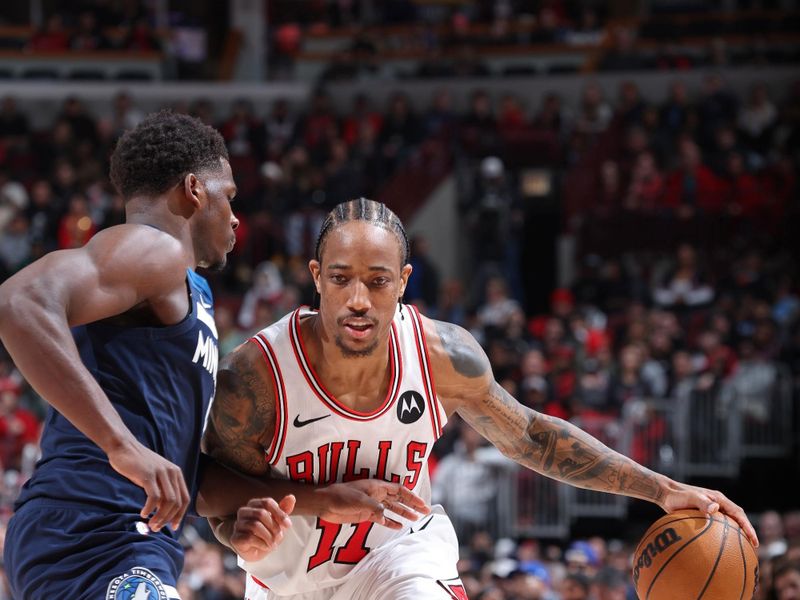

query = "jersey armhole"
[248,334,288,466]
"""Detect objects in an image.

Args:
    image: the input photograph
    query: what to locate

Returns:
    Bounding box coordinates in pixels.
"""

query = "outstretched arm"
[427,318,759,547]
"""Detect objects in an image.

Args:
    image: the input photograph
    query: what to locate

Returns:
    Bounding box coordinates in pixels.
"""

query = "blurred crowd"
[1,0,160,54]
[0,73,798,597]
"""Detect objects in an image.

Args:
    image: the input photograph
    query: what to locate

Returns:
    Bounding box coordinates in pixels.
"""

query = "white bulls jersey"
[242,305,449,596]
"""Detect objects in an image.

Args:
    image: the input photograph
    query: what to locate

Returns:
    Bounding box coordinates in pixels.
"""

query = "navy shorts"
[5,498,183,599]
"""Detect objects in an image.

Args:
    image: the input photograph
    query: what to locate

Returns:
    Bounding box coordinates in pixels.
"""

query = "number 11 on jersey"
[307,519,375,571]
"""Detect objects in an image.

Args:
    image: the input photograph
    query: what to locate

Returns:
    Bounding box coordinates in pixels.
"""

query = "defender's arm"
[0,225,192,531]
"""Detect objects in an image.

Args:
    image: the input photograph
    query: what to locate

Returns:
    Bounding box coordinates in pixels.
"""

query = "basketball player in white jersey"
[202,199,759,600]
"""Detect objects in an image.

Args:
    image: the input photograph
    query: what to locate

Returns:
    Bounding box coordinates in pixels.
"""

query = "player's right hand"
[318,480,431,529]
[231,495,295,562]
[106,439,190,532]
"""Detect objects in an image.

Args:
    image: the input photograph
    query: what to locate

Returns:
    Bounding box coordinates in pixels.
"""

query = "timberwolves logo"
[397,391,425,424]
[106,567,168,600]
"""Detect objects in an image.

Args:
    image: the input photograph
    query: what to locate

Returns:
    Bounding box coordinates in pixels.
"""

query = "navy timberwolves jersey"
[15,269,218,520]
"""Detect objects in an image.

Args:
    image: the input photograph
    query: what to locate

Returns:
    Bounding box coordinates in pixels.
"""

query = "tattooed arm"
[425,317,759,547]
[198,341,429,554]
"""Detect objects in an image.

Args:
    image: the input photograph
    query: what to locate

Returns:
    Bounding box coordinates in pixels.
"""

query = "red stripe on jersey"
[289,309,402,421]
[408,307,442,438]
[411,306,445,437]
[251,334,288,465]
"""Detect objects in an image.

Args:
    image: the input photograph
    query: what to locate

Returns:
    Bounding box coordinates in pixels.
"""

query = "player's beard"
[335,335,379,358]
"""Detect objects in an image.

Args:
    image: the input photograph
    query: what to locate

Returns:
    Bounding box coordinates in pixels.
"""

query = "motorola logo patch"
[397,391,425,424]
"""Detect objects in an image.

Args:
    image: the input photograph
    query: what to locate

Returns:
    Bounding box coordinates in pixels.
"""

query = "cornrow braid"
[314,198,410,266]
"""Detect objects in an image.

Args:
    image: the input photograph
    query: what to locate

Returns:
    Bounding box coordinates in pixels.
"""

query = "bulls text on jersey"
[285,440,428,488]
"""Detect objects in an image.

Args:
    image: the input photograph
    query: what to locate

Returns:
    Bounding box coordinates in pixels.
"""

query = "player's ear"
[182,173,202,211]
[309,259,322,293]
[399,263,412,297]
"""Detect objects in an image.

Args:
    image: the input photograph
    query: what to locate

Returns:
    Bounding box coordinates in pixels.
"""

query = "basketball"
[632,509,758,600]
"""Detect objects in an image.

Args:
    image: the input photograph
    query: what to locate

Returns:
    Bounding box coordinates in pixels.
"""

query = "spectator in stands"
[432,422,515,543]
[773,276,800,329]
[0,381,39,472]
[179,540,244,599]
[0,178,27,233]
[707,124,745,176]
[0,212,31,275]
[591,566,629,600]
[467,156,521,293]
[237,260,284,330]
[652,243,714,310]
[297,89,339,161]
[70,10,111,51]
[662,137,725,216]
[120,16,161,52]
[460,89,500,158]
[436,278,467,327]
[221,98,265,161]
[759,510,789,560]
[423,89,458,141]
[100,92,145,143]
[773,560,800,600]
[532,92,567,136]
[575,355,613,416]
[405,235,440,311]
[0,97,30,142]
[738,83,778,156]
[698,74,738,148]
[600,26,644,72]
[616,81,646,127]
[498,94,527,134]
[263,98,296,159]
[723,151,765,217]
[595,160,622,214]
[477,276,524,334]
[59,96,99,148]
[559,572,590,600]
[25,179,60,251]
[564,541,600,578]
[660,81,694,138]
[624,151,664,212]
[56,193,96,249]
[28,13,69,52]
[379,91,422,171]
[190,98,216,126]
[575,82,613,135]
[341,93,383,148]
[321,138,359,207]
[607,343,653,413]
[719,336,778,424]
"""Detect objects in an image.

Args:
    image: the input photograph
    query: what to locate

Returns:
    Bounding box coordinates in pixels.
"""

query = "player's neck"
[125,199,195,262]
[305,316,393,410]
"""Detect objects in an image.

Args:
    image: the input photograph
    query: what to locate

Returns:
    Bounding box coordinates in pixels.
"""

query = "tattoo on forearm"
[463,381,664,503]
[434,320,490,378]
[203,351,273,476]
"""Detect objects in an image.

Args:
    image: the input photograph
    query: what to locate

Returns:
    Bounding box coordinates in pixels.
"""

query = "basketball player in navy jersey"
[203,198,759,600]
[0,115,425,599]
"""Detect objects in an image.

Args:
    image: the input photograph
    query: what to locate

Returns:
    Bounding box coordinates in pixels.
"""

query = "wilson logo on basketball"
[632,528,683,585]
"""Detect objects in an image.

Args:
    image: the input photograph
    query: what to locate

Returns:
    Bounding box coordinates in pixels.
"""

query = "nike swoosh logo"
[409,514,435,535]
[293,414,331,428]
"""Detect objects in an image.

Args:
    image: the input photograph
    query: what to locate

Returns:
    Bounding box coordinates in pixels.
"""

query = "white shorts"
[245,508,466,600]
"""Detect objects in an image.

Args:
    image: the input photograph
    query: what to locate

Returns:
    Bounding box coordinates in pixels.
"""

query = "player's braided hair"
[314,198,410,266]
[109,109,229,200]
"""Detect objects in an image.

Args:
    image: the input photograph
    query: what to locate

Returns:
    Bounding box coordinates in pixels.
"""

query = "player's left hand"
[660,481,759,549]
[230,495,295,562]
